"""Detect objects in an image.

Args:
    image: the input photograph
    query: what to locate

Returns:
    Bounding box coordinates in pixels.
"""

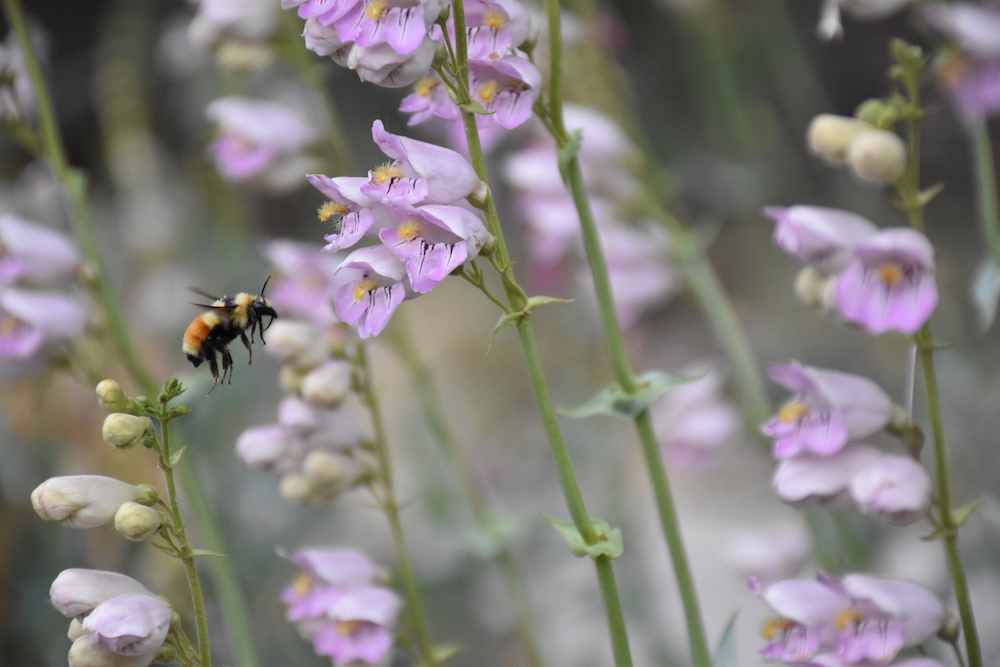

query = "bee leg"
[240,330,253,365]
[205,349,220,396]
[221,345,234,384]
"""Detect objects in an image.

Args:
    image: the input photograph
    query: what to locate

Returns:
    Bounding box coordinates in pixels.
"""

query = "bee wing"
[188,286,220,301]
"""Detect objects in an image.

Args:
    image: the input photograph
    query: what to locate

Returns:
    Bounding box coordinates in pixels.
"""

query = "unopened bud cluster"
[238,284,378,503]
[807,113,906,185]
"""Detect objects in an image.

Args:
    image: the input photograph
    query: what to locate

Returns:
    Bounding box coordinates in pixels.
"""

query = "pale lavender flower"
[922,3,1000,59]
[365,120,482,205]
[331,245,409,338]
[0,214,80,284]
[335,0,442,55]
[763,206,878,276]
[188,0,278,47]
[600,222,678,327]
[347,36,437,88]
[0,288,86,360]
[808,656,947,667]
[849,457,931,525]
[263,240,342,326]
[835,228,937,335]
[307,175,384,252]
[762,361,895,459]
[286,0,363,24]
[454,0,532,59]
[824,573,946,664]
[206,96,318,190]
[377,202,490,293]
[750,576,847,662]
[650,368,739,470]
[283,547,400,664]
[772,444,887,506]
[50,569,156,619]
[313,587,402,663]
[923,3,1000,121]
[31,476,157,529]
[236,424,296,472]
[467,54,542,130]
[399,74,458,126]
[302,17,351,58]
[81,594,172,657]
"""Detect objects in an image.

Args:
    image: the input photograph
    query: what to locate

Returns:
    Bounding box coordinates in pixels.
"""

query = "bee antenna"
[260,275,272,298]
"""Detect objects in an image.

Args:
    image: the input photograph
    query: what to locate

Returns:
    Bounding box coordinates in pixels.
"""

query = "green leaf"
[523,295,574,312]
[189,549,227,558]
[169,446,187,466]
[544,516,623,560]
[952,498,984,528]
[562,370,693,420]
[712,614,739,667]
[922,525,952,541]
[917,183,944,207]
[165,404,192,420]
[458,99,494,116]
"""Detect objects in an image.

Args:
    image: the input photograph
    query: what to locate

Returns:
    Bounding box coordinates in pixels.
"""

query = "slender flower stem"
[385,312,545,667]
[3,2,259,664]
[354,344,439,666]
[159,416,211,667]
[448,1,633,661]
[895,53,981,667]
[538,0,711,662]
[971,117,1000,267]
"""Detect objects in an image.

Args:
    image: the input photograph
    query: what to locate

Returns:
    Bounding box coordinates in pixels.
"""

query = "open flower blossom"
[0,214,81,284]
[282,547,402,665]
[923,3,1000,122]
[206,95,319,190]
[772,443,887,506]
[262,240,343,326]
[762,361,895,459]
[835,227,938,335]
[848,456,931,525]
[752,572,945,665]
[31,476,158,529]
[763,206,878,276]
[331,244,410,338]
[81,594,172,658]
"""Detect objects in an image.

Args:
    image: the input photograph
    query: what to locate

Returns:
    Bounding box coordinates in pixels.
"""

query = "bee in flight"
[182,278,278,393]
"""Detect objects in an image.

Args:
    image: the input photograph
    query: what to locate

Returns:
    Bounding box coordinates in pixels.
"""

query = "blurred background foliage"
[1,0,998,665]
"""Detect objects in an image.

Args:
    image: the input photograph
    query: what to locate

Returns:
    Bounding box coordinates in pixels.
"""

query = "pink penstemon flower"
[835,227,938,335]
[467,54,542,130]
[331,244,409,338]
[761,361,895,459]
[762,206,879,276]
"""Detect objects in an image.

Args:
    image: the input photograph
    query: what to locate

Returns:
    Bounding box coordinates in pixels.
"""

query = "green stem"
[895,61,981,667]
[385,313,545,667]
[160,417,212,667]
[971,117,1000,267]
[515,319,633,666]
[355,345,439,665]
[3,2,259,663]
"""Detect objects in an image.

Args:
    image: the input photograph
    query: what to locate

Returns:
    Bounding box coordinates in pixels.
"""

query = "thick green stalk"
[4,2,259,664]
[448,2,633,661]
[355,345,439,666]
[386,315,545,667]
[540,0,710,661]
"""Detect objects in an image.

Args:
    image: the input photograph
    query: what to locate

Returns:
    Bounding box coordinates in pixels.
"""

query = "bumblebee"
[182,279,278,392]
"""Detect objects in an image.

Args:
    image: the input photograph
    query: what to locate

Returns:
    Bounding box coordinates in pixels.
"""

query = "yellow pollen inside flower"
[878,262,904,286]
[483,8,506,28]
[761,617,794,641]
[317,200,349,222]
[291,574,313,597]
[835,608,864,630]
[414,77,438,98]
[365,0,388,19]
[352,278,380,302]
[337,619,366,636]
[477,79,500,103]
[397,219,422,241]
[777,401,809,423]
[371,162,404,184]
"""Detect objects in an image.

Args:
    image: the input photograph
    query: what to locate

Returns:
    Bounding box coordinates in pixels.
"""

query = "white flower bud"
[279,473,314,504]
[32,476,159,529]
[302,450,366,500]
[807,114,869,165]
[102,413,152,450]
[96,380,131,413]
[69,633,155,667]
[265,320,327,370]
[793,267,827,307]
[847,129,907,185]
[279,364,306,395]
[114,502,163,541]
[50,569,156,618]
[68,618,86,641]
[301,360,352,407]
